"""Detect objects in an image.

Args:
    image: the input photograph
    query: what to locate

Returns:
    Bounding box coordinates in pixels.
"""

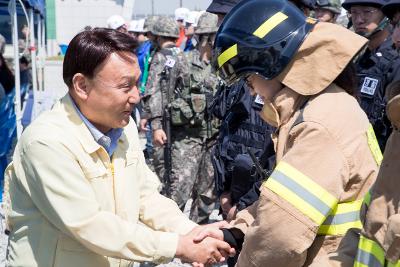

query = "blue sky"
[133,0,213,16]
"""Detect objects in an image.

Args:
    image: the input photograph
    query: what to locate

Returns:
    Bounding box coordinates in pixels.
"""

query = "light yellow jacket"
[4,94,197,267]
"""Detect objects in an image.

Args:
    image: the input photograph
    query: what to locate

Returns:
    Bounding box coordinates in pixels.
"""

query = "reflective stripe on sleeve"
[387,260,400,267]
[263,161,338,225]
[354,235,385,267]
[318,199,363,235]
[367,124,383,166]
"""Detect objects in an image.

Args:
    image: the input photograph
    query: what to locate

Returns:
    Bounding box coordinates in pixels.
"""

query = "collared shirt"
[71,99,123,157]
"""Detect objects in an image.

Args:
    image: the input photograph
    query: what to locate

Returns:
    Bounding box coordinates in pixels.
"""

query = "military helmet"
[151,16,180,38]
[143,15,160,33]
[195,12,219,34]
[342,0,387,10]
[315,0,342,14]
[213,0,317,85]
[382,0,400,20]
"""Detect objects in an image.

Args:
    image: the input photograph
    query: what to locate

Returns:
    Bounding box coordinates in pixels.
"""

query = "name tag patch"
[165,56,176,68]
[254,94,265,105]
[361,77,379,96]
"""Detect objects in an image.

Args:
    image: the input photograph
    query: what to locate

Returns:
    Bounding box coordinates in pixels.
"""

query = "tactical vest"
[160,48,218,138]
[211,80,276,204]
[356,40,399,151]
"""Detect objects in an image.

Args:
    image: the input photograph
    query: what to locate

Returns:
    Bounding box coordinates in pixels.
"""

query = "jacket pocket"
[53,235,110,267]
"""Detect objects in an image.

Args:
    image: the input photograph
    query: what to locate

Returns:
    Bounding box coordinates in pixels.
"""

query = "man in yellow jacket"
[3,28,233,267]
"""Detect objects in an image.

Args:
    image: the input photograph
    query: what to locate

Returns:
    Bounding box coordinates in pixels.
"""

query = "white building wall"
[55,0,135,45]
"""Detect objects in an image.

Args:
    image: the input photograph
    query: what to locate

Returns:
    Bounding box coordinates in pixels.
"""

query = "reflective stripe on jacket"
[233,85,379,267]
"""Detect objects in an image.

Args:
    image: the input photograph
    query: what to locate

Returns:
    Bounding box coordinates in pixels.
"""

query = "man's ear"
[71,73,89,101]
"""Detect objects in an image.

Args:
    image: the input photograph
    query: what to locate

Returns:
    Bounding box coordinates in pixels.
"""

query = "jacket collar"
[60,94,103,154]
[271,87,307,128]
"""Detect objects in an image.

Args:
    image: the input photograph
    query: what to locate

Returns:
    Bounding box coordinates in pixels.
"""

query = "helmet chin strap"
[359,17,389,38]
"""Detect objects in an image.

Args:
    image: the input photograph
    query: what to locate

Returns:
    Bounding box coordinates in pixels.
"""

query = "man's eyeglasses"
[349,8,379,19]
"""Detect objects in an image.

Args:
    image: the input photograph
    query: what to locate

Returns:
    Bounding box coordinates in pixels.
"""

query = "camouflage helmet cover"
[195,12,218,34]
[151,16,180,38]
[143,15,160,32]
[315,0,342,14]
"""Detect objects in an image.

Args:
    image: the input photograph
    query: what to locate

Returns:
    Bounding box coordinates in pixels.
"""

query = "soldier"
[314,0,342,23]
[184,12,220,224]
[138,16,159,162]
[145,16,209,220]
[352,2,400,266]
[342,0,400,151]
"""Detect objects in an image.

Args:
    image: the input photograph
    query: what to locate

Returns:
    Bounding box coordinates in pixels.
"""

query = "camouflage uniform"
[146,15,220,223]
[185,50,219,224]
[184,12,220,223]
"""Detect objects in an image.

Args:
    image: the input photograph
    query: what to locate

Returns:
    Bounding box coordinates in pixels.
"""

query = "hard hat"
[107,15,125,30]
[175,7,190,21]
[186,11,201,26]
[342,0,387,10]
[213,0,316,86]
[129,19,145,33]
[315,0,342,14]
[143,16,159,32]
[382,0,400,20]
[206,0,243,15]
[152,16,180,38]
[195,12,218,34]
[128,20,138,32]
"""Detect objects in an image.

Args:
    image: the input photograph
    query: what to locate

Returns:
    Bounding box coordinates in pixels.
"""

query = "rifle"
[160,67,172,197]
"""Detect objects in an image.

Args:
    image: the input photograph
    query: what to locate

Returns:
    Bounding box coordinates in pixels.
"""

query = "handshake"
[176,221,237,267]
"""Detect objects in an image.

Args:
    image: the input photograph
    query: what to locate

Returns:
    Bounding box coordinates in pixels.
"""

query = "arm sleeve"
[146,54,164,130]
[15,138,190,264]
[133,129,197,233]
[234,122,347,267]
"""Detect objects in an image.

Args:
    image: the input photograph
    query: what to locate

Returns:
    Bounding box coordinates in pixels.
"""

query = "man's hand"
[190,221,229,241]
[176,235,234,265]
[176,221,235,265]
[220,192,233,218]
[153,129,167,146]
[226,205,238,222]
[139,119,148,132]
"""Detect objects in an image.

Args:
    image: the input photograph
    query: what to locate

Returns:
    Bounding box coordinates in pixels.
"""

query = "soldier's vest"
[160,48,216,136]
[210,80,275,203]
[356,41,398,151]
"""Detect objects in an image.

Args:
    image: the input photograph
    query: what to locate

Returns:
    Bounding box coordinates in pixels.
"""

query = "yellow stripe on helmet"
[217,43,238,68]
[253,12,288,38]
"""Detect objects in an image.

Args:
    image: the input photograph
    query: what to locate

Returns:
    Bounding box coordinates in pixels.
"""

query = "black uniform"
[356,38,400,151]
[211,80,275,211]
